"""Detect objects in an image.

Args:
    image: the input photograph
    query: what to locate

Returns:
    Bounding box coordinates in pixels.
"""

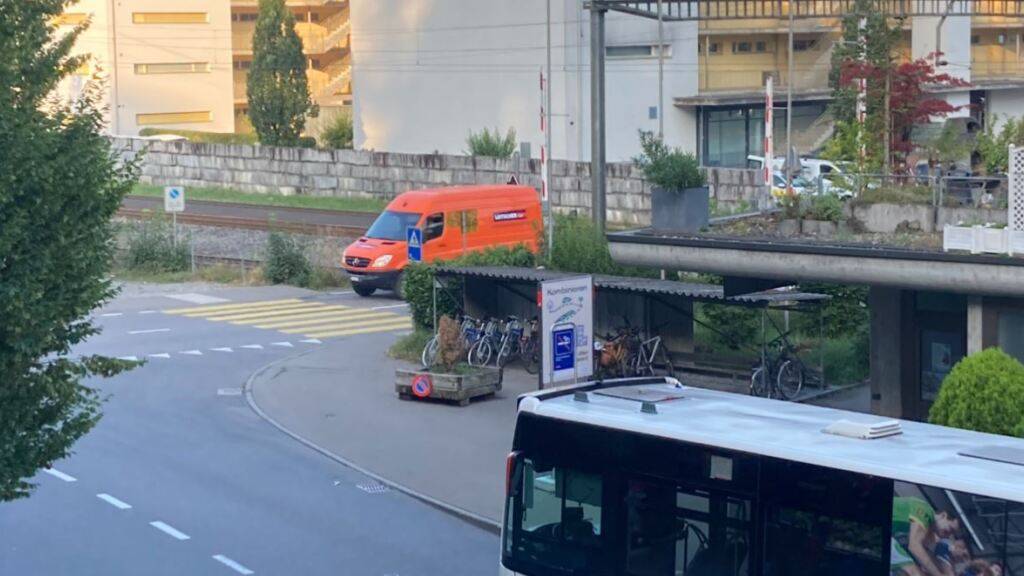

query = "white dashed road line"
[149,521,190,541]
[211,347,234,353]
[100,312,124,318]
[300,338,322,344]
[139,310,159,315]
[149,353,171,359]
[180,350,204,356]
[96,493,132,510]
[117,356,140,362]
[43,468,77,482]
[371,303,409,311]
[241,344,264,350]
[129,328,171,335]
[270,341,294,348]
[212,554,255,575]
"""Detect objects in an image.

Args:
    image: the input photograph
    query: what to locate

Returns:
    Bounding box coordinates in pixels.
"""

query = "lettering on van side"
[493,210,526,222]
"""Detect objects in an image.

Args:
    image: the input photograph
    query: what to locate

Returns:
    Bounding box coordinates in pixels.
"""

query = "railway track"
[118,196,375,238]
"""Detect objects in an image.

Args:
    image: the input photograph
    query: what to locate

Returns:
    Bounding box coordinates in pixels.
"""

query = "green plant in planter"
[805,194,845,223]
[634,131,706,190]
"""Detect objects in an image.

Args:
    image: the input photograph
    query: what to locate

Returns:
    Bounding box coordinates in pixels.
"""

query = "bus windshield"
[365,210,421,241]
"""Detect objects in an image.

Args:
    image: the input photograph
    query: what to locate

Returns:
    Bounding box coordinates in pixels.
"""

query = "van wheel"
[353,284,376,297]
[393,272,406,300]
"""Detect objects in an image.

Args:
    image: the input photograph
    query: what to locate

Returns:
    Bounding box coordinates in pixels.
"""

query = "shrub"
[821,329,870,385]
[388,328,433,364]
[796,283,868,339]
[138,128,259,145]
[546,214,658,278]
[466,127,517,158]
[805,194,845,223]
[698,303,761,352]
[404,245,536,328]
[634,131,706,190]
[123,217,189,273]
[321,112,353,149]
[929,348,1024,438]
[264,232,310,286]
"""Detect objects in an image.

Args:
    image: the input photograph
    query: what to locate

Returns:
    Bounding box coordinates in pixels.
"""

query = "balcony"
[971,41,1024,83]
[232,6,349,55]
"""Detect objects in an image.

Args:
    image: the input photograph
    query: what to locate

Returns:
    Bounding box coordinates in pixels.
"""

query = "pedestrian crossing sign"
[407,227,423,262]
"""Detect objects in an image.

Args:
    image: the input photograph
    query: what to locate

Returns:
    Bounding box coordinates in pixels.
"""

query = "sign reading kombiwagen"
[541,275,593,386]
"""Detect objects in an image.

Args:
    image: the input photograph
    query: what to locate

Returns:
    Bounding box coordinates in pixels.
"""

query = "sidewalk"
[248,332,535,525]
[248,332,871,527]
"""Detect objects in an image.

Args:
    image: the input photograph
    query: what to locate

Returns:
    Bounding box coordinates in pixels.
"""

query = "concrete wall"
[350,0,698,162]
[117,137,765,227]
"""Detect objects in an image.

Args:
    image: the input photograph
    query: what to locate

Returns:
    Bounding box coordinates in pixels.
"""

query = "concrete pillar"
[869,287,908,418]
[967,296,985,355]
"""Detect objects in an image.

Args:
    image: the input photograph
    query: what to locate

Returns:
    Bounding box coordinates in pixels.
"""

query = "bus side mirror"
[506,451,523,498]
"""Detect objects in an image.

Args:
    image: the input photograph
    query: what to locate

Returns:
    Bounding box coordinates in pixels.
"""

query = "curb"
[243,350,502,535]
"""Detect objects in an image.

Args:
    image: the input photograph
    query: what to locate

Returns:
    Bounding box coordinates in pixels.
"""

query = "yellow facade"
[230,0,352,134]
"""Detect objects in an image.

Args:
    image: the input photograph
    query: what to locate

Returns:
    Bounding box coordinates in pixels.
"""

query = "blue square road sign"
[406,227,423,262]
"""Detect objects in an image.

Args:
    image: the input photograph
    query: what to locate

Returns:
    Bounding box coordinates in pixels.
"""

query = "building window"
[733,41,752,53]
[310,12,321,22]
[232,12,258,22]
[971,34,981,44]
[755,41,769,53]
[54,13,89,26]
[234,60,252,71]
[707,42,720,54]
[793,39,816,51]
[998,33,1007,45]
[606,44,672,59]
[135,62,211,75]
[132,12,208,24]
[136,111,212,126]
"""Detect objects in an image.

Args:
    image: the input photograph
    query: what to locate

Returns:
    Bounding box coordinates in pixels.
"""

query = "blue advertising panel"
[406,227,423,262]
[552,325,575,372]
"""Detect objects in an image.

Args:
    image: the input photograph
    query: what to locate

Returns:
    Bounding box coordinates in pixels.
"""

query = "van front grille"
[345,256,371,268]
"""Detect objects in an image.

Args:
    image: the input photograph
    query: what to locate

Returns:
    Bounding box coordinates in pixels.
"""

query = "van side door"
[421,212,449,262]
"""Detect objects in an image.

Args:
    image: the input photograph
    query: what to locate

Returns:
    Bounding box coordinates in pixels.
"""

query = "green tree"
[465,127,517,158]
[321,111,353,149]
[247,0,317,146]
[0,0,138,501]
[930,348,1024,438]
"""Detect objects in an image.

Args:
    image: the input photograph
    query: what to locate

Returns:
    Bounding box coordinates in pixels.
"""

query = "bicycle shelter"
[433,266,830,391]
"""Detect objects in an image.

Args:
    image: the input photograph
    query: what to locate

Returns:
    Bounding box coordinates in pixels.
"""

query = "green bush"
[404,245,536,328]
[138,128,258,145]
[466,127,517,158]
[388,328,434,364]
[821,328,870,385]
[698,303,761,352]
[796,283,868,339]
[974,114,1024,175]
[123,218,189,273]
[546,214,658,278]
[805,194,845,223]
[634,131,706,190]
[321,112,353,149]
[264,232,310,286]
[929,348,1024,438]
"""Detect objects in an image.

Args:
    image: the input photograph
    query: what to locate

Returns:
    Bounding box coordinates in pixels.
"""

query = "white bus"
[501,377,1024,576]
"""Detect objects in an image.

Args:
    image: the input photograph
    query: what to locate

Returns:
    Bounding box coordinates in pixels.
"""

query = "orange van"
[342,185,542,297]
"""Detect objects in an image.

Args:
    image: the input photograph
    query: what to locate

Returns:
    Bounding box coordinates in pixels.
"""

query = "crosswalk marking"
[166,298,411,340]
[251,309,388,330]
[202,302,336,322]
[164,298,302,316]
[303,320,414,339]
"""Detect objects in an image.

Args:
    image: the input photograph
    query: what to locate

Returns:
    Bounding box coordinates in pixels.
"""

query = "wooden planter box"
[395,367,503,407]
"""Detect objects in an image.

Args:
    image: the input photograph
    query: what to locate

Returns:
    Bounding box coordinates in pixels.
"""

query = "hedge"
[929,348,1024,438]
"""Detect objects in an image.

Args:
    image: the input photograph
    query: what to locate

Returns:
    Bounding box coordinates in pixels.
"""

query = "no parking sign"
[411,374,433,398]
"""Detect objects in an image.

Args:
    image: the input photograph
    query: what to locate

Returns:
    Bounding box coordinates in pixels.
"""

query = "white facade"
[988,87,1024,130]
[61,0,234,135]
[911,14,972,118]
[351,0,698,162]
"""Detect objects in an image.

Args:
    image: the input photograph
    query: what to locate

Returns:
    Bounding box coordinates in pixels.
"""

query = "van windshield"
[365,211,422,241]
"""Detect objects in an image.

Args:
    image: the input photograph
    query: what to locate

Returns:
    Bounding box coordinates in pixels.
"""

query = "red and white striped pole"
[764,75,773,187]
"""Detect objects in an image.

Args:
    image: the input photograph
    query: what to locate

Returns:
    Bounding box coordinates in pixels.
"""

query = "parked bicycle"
[749,332,806,400]
[421,313,482,368]
[593,324,675,379]
[495,317,539,373]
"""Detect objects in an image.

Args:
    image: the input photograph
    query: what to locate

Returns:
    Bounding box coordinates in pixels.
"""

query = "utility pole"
[785,1,794,192]
[657,0,665,138]
[590,7,607,232]
[545,0,554,255]
[884,67,892,177]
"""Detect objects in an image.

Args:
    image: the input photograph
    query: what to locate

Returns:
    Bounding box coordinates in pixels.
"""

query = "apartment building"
[230,0,352,134]
[58,0,235,135]
[352,1,1024,166]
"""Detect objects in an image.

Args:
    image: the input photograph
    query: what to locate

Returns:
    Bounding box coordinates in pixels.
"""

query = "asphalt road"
[122,195,379,229]
[0,284,497,575]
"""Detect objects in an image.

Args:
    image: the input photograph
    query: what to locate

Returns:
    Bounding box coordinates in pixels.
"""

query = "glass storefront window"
[998,311,1024,365]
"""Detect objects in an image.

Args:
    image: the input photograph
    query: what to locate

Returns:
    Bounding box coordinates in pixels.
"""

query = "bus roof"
[520,378,1024,502]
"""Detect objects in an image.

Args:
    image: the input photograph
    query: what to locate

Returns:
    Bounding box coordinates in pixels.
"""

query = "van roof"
[520,378,1024,502]
[388,185,539,209]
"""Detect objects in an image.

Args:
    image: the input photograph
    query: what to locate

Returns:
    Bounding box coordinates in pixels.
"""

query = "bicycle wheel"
[750,367,767,397]
[496,338,513,368]
[468,339,492,367]
[421,335,439,368]
[776,360,804,400]
[523,341,540,375]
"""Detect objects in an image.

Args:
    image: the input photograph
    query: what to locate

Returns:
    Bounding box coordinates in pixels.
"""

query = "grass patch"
[131,184,387,213]
[851,185,933,206]
[388,328,433,364]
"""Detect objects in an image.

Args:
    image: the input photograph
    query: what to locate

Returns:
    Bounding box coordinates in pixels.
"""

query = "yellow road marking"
[292,317,414,337]
[201,303,335,322]
[250,310,396,330]
[303,320,414,339]
[165,298,302,315]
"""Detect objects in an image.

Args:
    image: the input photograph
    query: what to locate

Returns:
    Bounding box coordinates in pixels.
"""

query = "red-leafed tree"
[838,53,968,169]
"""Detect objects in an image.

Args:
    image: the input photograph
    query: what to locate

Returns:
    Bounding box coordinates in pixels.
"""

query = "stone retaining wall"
[114,137,767,227]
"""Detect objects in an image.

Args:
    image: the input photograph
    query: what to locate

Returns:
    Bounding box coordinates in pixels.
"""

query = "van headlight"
[371,255,393,268]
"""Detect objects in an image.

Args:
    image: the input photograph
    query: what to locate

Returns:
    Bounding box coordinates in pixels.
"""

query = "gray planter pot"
[651,186,709,234]
[395,367,503,407]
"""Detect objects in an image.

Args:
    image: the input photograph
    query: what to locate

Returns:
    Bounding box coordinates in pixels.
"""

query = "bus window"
[506,458,605,574]
[626,479,751,576]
